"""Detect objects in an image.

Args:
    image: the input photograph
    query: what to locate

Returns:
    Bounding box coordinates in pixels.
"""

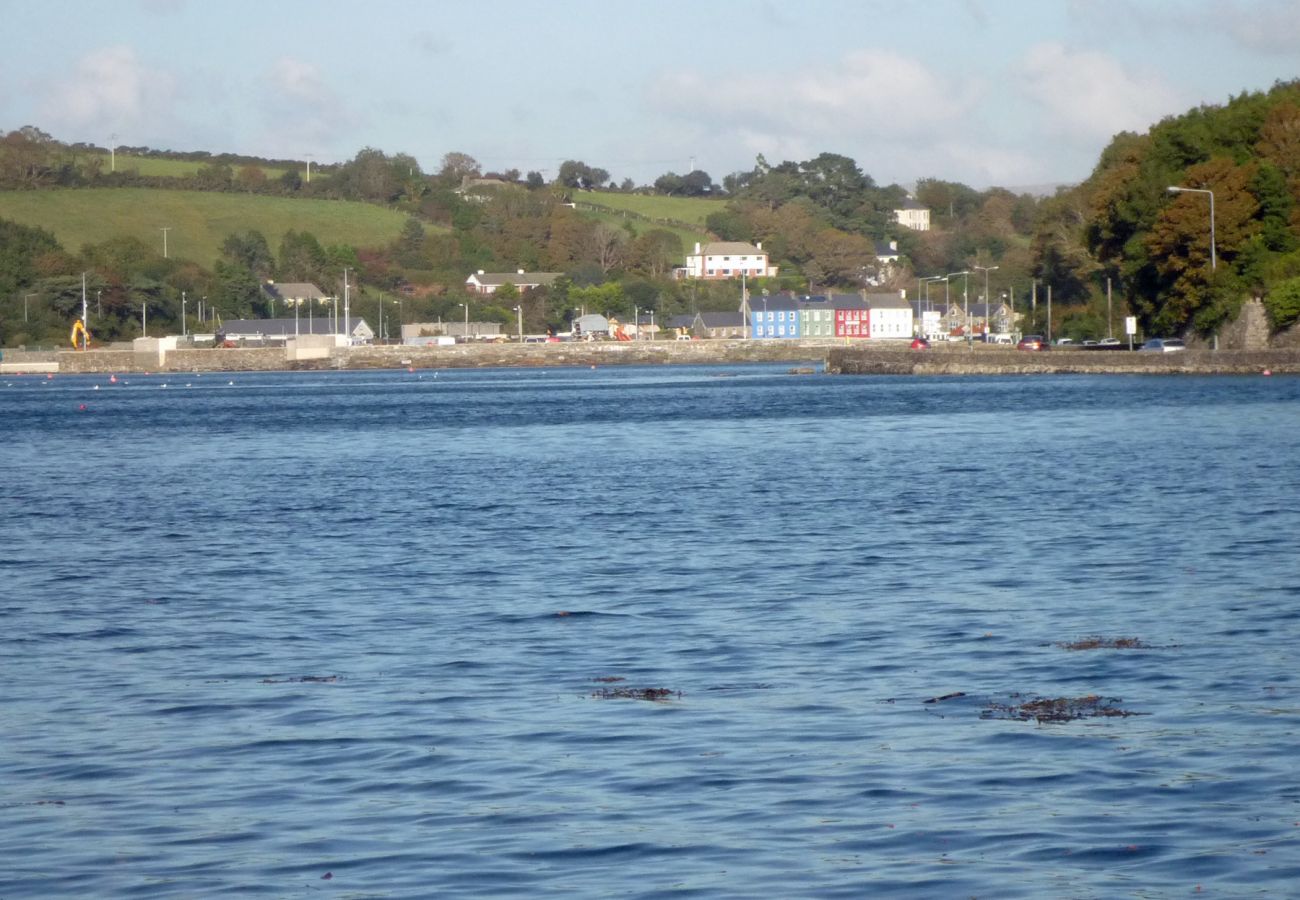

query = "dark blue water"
[3,364,1299,897]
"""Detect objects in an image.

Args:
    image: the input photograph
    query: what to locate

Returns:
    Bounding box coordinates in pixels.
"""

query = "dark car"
[1017,334,1048,351]
[910,337,930,350]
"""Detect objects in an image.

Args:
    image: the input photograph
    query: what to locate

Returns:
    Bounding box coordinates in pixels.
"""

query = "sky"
[2,0,1298,192]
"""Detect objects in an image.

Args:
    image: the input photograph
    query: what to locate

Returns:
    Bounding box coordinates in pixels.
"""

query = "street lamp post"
[973,265,999,339]
[181,291,187,337]
[919,276,946,336]
[458,302,469,342]
[514,305,523,342]
[945,271,970,343]
[24,293,35,323]
[1166,185,1216,271]
[160,227,171,259]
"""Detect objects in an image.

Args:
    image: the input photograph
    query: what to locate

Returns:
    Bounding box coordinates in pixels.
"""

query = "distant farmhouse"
[678,241,779,280]
[465,269,562,295]
[893,197,931,232]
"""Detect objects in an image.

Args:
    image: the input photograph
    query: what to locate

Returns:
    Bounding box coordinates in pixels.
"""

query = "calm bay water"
[3,363,1299,897]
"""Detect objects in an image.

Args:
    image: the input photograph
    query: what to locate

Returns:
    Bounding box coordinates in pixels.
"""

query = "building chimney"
[694,242,701,254]
[518,268,525,274]
[756,242,763,251]
[477,269,485,275]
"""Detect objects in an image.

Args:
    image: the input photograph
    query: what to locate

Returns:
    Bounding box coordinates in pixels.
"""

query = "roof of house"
[219,317,369,337]
[466,271,562,287]
[696,242,765,256]
[874,240,901,258]
[865,292,911,310]
[896,198,927,211]
[262,282,327,301]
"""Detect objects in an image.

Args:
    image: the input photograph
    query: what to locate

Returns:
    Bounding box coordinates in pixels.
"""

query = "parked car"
[1098,337,1121,346]
[1081,339,1098,347]
[1017,334,1048,351]
[910,337,931,350]
[1139,338,1187,352]
[1055,337,1074,346]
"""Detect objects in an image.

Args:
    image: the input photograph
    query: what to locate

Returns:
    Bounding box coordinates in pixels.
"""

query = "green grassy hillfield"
[0,188,418,265]
[572,189,722,227]
[98,153,294,180]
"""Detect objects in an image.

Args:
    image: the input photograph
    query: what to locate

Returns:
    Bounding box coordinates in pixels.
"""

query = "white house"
[893,198,931,232]
[679,241,779,280]
[866,292,913,339]
[465,269,562,295]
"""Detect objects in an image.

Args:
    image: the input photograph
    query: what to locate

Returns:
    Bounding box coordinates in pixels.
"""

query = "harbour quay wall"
[41,340,826,374]
[826,346,1300,375]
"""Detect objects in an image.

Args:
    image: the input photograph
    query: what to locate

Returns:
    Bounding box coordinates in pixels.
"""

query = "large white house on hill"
[678,241,779,280]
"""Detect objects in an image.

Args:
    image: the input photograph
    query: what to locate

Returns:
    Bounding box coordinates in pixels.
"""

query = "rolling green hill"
[572,189,722,227]
[0,188,418,265]
[97,153,293,179]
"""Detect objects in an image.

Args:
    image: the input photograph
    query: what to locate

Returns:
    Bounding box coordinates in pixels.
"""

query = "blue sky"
[3,0,1297,190]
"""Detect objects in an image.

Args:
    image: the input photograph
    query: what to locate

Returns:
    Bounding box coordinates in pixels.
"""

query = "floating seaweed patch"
[591,686,680,702]
[592,676,626,683]
[923,692,967,704]
[981,694,1145,723]
[1056,636,1152,651]
[260,675,340,684]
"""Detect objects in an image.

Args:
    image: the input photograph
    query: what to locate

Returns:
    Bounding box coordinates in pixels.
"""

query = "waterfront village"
[210,216,1021,350]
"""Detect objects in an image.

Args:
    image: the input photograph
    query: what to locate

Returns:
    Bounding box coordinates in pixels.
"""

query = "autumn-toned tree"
[1146,158,1260,332]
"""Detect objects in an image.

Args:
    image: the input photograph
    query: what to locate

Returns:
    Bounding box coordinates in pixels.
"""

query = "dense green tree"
[0,218,61,297]
[221,230,274,278]
[557,160,609,190]
[277,230,327,282]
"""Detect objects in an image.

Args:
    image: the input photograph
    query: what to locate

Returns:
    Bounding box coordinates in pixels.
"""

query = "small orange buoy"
[109,374,117,383]
[1263,369,1272,376]
[78,404,87,411]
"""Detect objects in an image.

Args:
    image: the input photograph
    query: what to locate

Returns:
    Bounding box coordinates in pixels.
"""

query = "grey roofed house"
[573,313,611,334]
[665,311,747,338]
[465,270,562,294]
[218,317,375,342]
[262,282,327,304]
[864,292,911,310]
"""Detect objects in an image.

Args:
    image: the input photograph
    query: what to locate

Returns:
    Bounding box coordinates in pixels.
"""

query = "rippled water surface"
[3,364,1300,897]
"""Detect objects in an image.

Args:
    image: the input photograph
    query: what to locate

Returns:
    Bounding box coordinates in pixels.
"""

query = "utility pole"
[160,227,171,259]
[81,273,88,350]
[1107,277,1112,339]
[342,268,351,345]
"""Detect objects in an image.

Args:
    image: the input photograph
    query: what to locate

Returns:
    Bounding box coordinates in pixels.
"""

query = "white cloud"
[1018,42,1186,141]
[258,58,360,155]
[40,45,178,136]
[1219,0,1300,54]
[651,50,972,148]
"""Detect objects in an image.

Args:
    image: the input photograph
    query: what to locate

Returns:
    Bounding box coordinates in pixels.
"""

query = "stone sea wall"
[825,345,1300,375]
[6,339,1299,376]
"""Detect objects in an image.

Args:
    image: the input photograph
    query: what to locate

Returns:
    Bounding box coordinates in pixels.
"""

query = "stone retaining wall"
[826,346,1300,375]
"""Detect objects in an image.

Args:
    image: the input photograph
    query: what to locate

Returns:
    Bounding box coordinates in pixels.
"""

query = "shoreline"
[2,340,1297,376]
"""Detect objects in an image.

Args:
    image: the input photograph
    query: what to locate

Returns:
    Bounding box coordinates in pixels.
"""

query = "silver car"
[1139,338,1186,352]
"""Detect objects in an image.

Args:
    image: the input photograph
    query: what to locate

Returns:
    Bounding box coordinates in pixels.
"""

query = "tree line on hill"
[5,78,1300,348]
